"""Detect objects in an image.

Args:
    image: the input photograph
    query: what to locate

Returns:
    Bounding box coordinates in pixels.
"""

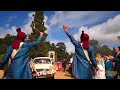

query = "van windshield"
[34,58,51,64]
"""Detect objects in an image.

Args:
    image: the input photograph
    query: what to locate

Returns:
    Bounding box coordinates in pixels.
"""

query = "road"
[53,63,73,79]
[0,63,73,79]
[54,70,73,79]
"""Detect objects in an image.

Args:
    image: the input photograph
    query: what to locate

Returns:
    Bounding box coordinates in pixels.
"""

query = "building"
[48,51,55,62]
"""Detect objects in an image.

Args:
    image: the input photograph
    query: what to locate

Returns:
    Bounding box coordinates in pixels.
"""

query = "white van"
[30,57,56,79]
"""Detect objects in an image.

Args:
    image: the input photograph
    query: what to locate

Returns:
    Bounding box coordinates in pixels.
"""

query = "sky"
[0,11,120,53]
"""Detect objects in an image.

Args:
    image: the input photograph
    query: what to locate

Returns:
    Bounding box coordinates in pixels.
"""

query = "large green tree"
[29,11,48,58]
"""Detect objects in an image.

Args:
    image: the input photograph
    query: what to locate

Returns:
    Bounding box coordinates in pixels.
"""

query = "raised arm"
[0,46,12,69]
[24,32,43,48]
[63,24,79,46]
[109,55,120,62]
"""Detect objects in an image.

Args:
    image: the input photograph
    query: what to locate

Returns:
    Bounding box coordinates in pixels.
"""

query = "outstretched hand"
[40,32,43,36]
[109,55,114,60]
[63,24,68,32]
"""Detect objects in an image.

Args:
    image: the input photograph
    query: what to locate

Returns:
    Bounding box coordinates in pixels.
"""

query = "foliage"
[55,42,69,61]
[29,11,48,58]
[0,35,16,55]
[89,39,113,56]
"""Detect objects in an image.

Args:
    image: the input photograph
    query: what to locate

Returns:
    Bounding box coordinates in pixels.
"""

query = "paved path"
[0,64,73,79]
[53,64,73,79]
[55,70,73,79]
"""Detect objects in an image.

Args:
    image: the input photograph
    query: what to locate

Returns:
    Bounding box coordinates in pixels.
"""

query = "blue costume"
[0,36,42,79]
[65,31,97,79]
[105,59,120,79]
[104,59,114,79]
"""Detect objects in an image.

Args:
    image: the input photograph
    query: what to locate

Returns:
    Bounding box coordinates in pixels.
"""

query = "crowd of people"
[67,52,120,79]
[95,51,120,79]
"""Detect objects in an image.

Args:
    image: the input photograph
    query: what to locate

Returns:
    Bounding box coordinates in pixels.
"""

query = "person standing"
[63,24,99,79]
[113,47,120,79]
[0,28,43,79]
[95,53,106,79]
[62,59,66,72]
[104,56,117,79]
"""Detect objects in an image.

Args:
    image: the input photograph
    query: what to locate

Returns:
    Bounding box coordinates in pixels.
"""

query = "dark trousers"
[63,65,66,72]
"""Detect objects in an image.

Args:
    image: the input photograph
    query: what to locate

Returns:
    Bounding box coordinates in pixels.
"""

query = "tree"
[89,39,113,56]
[4,34,16,45]
[29,11,48,58]
[55,52,58,62]
[56,42,69,60]
[0,34,16,55]
[56,42,66,52]
[89,39,99,53]
[49,43,56,51]
[98,45,113,56]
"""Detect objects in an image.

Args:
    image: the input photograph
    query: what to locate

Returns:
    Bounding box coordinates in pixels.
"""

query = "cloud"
[48,11,118,28]
[48,39,75,54]
[0,27,6,38]
[73,14,120,49]
[22,12,35,34]
[44,15,50,34]
[48,39,61,45]
[44,15,56,41]
[47,12,120,53]
[0,11,51,39]
[0,12,35,38]
[65,41,75,54]
[0,26,17,38]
